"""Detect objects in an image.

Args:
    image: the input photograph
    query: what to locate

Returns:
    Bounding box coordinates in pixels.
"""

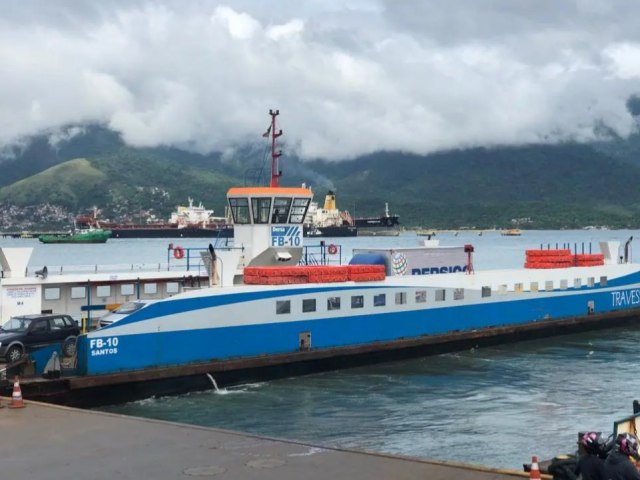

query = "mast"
[268,109,283,187]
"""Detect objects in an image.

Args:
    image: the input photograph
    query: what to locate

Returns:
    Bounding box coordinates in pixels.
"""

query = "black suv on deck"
[0,314,80,363]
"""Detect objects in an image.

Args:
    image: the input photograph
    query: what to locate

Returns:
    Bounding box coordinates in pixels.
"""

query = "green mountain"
[3,125,640,229]
[0,149,240,226]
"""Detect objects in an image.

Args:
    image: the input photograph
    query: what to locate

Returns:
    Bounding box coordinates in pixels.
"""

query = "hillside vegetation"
[2,126,640,229]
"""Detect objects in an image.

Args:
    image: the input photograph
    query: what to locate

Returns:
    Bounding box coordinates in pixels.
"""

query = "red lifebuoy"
[173,246,185,260]
[327,244,338,255]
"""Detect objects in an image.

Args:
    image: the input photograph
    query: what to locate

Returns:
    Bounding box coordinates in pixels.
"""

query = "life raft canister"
[327,244,338,255]
[173,246,185,260]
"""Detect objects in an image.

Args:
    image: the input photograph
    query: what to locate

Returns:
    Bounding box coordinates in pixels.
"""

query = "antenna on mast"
[268,109,283,187]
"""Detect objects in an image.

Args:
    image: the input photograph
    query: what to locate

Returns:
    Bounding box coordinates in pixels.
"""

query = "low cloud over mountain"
[2,0,640,160]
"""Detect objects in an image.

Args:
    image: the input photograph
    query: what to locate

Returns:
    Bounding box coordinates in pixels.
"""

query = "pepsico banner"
[353,247,468,276]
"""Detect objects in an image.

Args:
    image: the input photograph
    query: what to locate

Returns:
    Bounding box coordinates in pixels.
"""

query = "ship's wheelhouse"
[227,187,312,225]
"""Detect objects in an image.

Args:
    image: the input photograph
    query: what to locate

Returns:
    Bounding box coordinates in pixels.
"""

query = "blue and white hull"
[79,263,640,376]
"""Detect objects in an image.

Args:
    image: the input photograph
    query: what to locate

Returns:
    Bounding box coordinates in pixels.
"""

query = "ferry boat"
[4,110,640,406]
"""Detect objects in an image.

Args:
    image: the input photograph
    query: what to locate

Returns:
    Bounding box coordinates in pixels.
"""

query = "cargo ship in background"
[77,199,234,239]
[303,190,357,237]
[355,202,401,236]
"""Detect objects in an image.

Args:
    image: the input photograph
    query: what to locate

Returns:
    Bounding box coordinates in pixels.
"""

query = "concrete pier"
[0,400,532,480]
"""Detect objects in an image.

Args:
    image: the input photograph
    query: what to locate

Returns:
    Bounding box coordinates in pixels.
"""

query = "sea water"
[3,229,639,468]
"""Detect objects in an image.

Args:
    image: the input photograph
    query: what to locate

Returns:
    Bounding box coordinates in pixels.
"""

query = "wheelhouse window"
[272,197,292,223]
[229,197,250,224]
[395,292,407,305]
[435,289,446,301]
[415,290,427,303]
[252,197,272,224]
[289,198,311,224]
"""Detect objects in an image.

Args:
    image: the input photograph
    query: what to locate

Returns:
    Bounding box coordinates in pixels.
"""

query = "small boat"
[39,227,111,244]
[501,228,522,236]
[416,229,436,237]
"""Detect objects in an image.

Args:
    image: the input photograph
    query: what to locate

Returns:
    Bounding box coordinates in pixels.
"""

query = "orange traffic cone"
[8,376,25,409]
[530,455,541,480]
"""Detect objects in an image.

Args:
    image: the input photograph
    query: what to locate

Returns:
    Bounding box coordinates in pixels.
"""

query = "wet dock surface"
[0,400,531,480]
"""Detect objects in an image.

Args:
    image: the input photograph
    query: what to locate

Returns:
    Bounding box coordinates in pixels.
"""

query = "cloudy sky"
[1,0,639,160]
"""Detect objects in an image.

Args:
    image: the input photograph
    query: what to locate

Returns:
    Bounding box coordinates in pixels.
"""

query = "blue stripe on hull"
[81,286,634,375]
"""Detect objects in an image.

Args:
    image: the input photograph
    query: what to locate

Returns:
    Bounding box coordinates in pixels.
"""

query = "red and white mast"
[268,109,283,187]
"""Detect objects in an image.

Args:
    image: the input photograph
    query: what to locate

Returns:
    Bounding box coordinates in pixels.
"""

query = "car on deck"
[0,314,80,363]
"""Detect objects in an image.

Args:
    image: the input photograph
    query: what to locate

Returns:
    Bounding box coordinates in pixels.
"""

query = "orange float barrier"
[525,262,573,269]
[525,250,605,268]
[244,265,386,284]
[526,249,571,258]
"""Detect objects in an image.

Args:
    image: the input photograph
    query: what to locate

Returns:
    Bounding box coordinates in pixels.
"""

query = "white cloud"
[0,0,639,161]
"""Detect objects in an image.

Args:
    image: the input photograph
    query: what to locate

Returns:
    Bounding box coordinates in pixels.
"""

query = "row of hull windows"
[229,197,310,225]
[42,282,179,301]
[485,276,608,297]
[277,290,435,314]
[275,275,610,314]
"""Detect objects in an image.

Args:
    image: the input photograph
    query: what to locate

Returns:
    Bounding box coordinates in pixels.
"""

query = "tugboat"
[303,191,357,238]
[38,226,111,244]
